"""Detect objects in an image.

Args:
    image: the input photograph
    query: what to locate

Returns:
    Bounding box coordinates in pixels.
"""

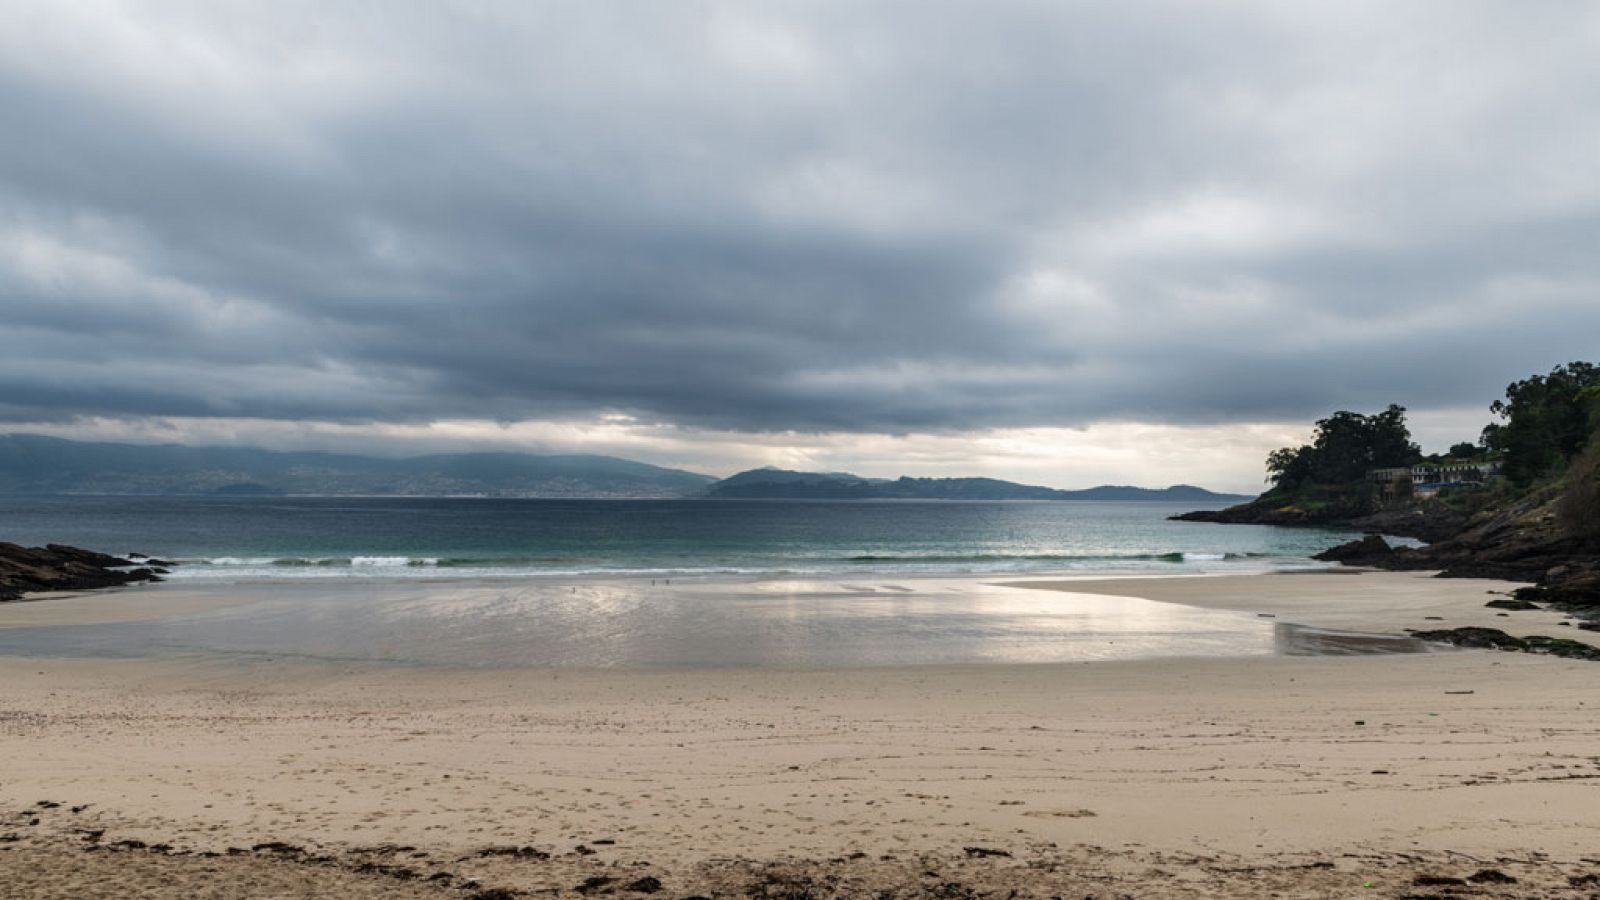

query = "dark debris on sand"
[6,802,1600,899]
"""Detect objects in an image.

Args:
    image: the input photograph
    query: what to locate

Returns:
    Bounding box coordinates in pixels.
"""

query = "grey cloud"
[1,0,1597,438]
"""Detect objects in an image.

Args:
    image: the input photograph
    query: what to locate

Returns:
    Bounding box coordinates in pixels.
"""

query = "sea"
[1,495,1355,581]
[0,496,1428,667]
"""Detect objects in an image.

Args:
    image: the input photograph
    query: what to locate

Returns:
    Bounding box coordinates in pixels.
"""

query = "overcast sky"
[2,2,1597,491]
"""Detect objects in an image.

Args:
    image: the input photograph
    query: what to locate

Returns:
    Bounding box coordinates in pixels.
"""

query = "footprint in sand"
[1022,809,1098,818]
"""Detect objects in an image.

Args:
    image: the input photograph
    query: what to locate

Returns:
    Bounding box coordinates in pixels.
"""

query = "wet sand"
[2,571,1598,897]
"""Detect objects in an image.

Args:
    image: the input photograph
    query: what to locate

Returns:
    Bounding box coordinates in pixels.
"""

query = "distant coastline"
[0,434,1246,502]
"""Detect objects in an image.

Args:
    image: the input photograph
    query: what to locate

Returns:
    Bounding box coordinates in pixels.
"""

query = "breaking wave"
[168,549,1296,580]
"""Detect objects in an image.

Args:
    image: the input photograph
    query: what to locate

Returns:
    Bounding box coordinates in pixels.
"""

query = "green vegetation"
[1235,362,1599,531]
[1559,439,1600,540]
[1265,404,1419,491]
[1481,361,1600,486]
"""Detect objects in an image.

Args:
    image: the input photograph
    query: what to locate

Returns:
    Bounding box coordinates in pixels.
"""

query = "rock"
[1312,534,1394,564]
[623,876,663,893]
[1,542,172,601]
[1411,627,1600,661]
[1521,636,1600,661]
[1411,627,1528,651]
[1173,494,1466,542]
[1485,597,1539,610]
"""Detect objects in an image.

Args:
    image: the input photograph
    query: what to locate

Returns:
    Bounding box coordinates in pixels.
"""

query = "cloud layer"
[2,2,1597,450]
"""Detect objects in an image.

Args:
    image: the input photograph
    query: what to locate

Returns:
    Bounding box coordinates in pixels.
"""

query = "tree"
[1447,442,1479,460]
[1266,446,1312,486]
[1266,404,1420,489]
[1482,362,1600,486]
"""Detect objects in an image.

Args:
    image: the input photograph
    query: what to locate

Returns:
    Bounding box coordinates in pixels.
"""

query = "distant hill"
[703,468,1250,502]
[0,436,1251,502]
[0,434,717,498]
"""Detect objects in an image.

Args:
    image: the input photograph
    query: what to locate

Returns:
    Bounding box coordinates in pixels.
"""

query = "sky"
[2,1,1597,493]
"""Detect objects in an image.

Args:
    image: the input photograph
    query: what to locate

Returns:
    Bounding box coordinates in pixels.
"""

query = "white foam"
[351,556,438,567]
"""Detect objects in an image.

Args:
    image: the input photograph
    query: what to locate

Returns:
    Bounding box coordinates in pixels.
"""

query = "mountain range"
[0,435,1248,502]
[0,434,714,499]
[703,467,1249,502]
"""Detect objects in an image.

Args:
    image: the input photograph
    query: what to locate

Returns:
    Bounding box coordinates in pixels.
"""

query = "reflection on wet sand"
[1273,624,1436,656]
[0,576,1443,669]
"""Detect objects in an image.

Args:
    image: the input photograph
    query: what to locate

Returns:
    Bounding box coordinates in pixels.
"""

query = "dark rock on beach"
[1311,534,1395,565]
[1410,627,1600,661]
[0,542,171,602]
[1410,626,1529,651]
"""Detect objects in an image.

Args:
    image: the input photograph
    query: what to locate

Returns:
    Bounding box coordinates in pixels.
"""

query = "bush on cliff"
[1481,362,1600,486]
[1557,430,1600,543]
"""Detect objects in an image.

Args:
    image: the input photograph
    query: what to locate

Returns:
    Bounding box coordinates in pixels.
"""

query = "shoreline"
[3,572,1599,896]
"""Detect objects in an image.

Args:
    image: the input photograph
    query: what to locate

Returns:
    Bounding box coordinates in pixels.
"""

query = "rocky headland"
[1306,483,1597,606]
[1260,482,1600,658]
[1171,495,1467,542]
[0,543,170,602]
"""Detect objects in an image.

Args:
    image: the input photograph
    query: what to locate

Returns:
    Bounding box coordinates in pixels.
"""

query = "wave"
[168,548,1305,581]
[844,551,1248,564]
[185,550,1266,568]
[185,555,589,568]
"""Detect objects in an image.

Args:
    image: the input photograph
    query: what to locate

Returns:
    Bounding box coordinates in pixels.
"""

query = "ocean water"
[0,495,1358,581]
[0,497,1431,667]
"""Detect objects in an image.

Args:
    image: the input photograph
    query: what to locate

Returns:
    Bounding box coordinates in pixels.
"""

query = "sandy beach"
[2,571,1598,897]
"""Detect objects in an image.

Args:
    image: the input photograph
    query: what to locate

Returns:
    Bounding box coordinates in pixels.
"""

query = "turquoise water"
[0,497,1431,668]
[0,496,1358,580]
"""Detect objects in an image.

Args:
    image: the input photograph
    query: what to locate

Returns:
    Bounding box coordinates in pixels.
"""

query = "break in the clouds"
[1,2,1598,482]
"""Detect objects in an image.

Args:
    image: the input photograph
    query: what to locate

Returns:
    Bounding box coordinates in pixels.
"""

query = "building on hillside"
[1368,461,1500,502]
[1368,467,1413,503]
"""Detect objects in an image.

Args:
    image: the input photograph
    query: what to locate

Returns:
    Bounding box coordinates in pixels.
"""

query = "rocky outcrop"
[1311,534,1395,565]
[1308,484,1600,622]
[1173,493,1464,542]
[1344,507,1469,543]
[1187,478,1599,625]
[0,543,168,602]
[1171,498,1365,529]
[1409,627,1600,661]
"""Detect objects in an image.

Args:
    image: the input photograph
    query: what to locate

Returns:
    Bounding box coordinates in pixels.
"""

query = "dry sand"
[2,571,1598,897]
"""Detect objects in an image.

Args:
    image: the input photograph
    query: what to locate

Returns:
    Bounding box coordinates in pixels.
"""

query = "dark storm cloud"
[1,1,1597,435]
